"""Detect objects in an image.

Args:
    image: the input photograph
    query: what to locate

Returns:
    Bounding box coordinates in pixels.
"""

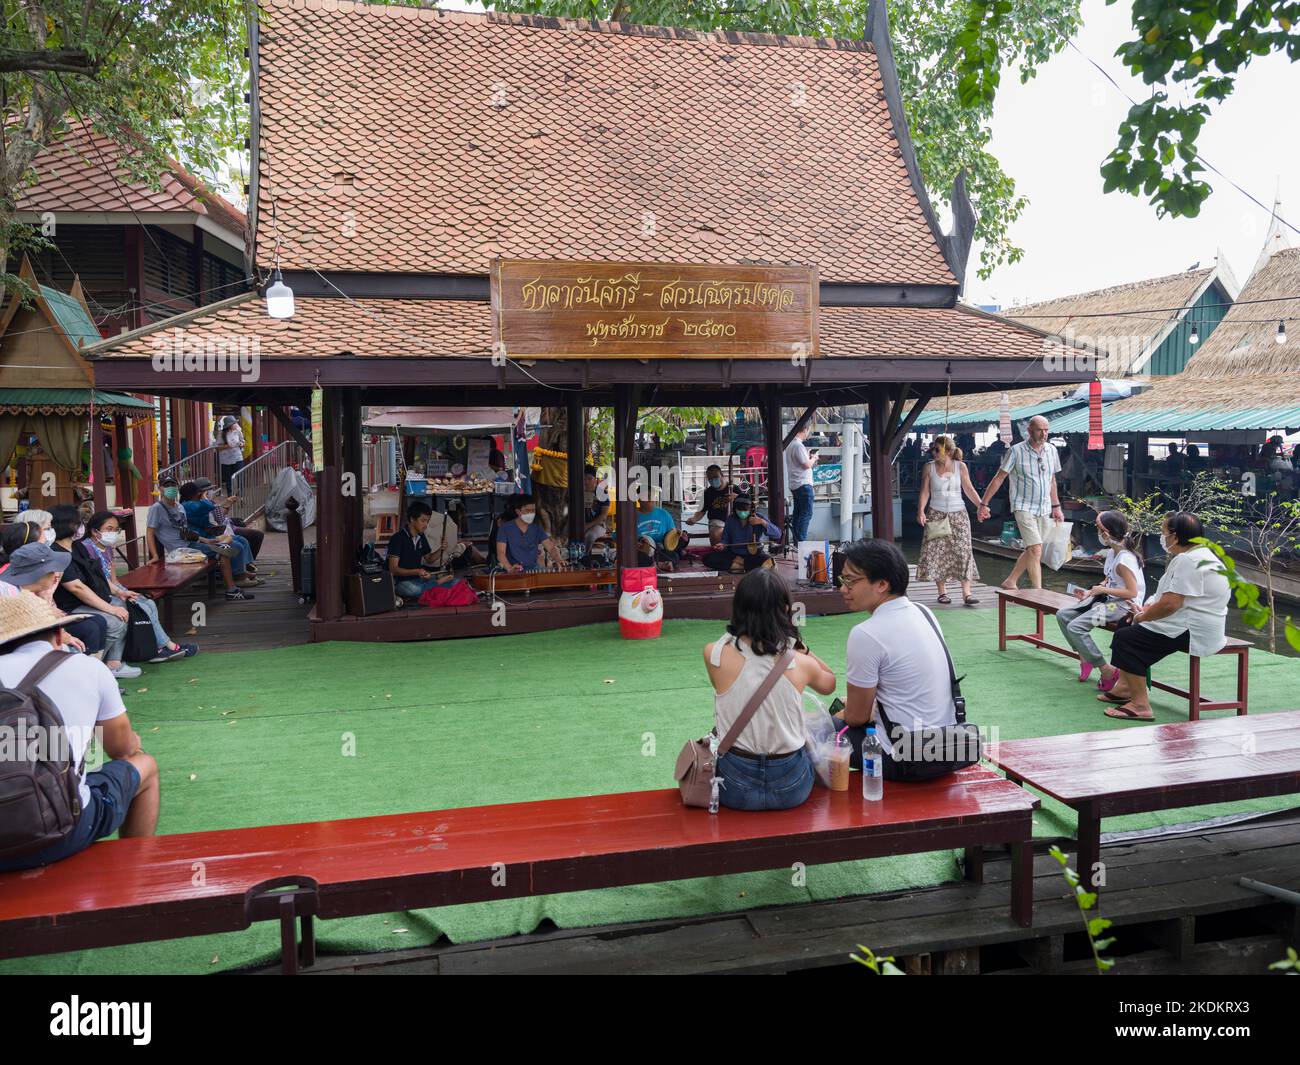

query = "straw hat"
[0,593,87,649]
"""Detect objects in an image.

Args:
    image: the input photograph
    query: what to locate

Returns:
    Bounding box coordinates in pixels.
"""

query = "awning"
[0,388,155,416]
[1050,402,1300,435]
[363,407,514,432]
[912,395,1085,431]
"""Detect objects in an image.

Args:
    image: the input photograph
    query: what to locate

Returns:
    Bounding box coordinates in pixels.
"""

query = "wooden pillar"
[613,385,640,569]
[762,388,786,533]
[317,388,345,621]
[868,385,895,542]
[91,416,109,512]
[566,392,585,546]
[113,415,140,566]
[340,390,363,566]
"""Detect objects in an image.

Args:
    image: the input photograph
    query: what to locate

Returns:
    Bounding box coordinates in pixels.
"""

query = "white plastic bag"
[1040,520,1073,571]
[802,695,840,789]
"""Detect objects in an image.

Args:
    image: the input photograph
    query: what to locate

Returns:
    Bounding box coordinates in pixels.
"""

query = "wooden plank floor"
[256,808,1300,976]
[167,529,314,654]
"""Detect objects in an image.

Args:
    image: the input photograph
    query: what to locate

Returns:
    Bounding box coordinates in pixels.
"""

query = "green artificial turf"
[5,603,1299,974]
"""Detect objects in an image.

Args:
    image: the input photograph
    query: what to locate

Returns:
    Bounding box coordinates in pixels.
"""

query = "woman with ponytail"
[1055,509,1146,685]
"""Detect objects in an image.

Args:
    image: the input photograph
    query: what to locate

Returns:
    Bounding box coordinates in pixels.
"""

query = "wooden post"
[112,415,140,567]
[566,392,585,547]
[868,386,895,541]
[613,385,640,569]
[340,390,363,566]
[91,417,109,512]
[763,388,786,535]
[286,497,304,594]
[317,389,345,621]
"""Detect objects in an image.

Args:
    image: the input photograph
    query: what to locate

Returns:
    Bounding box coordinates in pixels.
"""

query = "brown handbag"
[675,648,796,808]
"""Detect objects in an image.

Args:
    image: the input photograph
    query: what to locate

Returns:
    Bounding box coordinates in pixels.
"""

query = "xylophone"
[469,567,617,593]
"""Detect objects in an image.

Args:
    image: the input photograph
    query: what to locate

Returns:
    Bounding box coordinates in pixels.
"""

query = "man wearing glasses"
[976,415,1063,590]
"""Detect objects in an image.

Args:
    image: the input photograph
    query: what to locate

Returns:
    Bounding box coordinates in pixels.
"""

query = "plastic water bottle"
[862,726,884,801]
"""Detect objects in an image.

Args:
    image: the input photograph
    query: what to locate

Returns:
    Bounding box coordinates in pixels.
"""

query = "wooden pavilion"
[85,0,1091,642]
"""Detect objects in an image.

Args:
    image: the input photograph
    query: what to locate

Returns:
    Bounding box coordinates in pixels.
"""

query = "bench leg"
[1010,840,1033,928]
[963,846,985,884]
[1034,608,1044,642]
[1238,648,1249,716]
[300,913,316,968]
[1189,657,1201,722]
[1077,802,1102,892]
[998,594,1007,651]
[161,595,175,632]
[279,894,299,976]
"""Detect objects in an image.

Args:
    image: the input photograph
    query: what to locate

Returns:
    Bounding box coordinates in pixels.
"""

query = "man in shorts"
[977,415,1063,590]
[0,593,160,871]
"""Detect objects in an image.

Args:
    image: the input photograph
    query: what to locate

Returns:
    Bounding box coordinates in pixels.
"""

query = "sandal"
[1105,703,1153,721]
[1097,691,1127,704]
[963,596,980,606]
[1078,661,1095,683]
[936,594,952,604]
[1097,669,1121,693]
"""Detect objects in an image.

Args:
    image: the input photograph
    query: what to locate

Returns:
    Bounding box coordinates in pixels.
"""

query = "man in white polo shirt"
[829,539,957,775]
[784,423,818,544]
[977,414,1063,590]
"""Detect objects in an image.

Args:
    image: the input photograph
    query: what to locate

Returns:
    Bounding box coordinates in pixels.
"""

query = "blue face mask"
[736,510,750,521]
[708,477,722,489]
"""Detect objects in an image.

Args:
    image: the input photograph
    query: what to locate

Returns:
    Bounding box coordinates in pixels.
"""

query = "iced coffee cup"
[828,738,851,791]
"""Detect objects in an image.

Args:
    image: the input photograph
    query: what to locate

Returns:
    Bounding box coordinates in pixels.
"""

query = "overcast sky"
[967,0,1299,307]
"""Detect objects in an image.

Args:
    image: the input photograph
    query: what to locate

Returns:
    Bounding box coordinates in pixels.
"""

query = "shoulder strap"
[717,649,795,756]
[15,648,73,695]
[915,605,967,724]
[708,633,734,668]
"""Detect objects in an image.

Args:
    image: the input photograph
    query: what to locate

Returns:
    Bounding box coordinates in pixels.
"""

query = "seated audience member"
[179,481,262,588]
[81,511,197,662]
[583,465,611,551]
[830,538,961,775]
[15,508,54,544]
[387,500,464,602]
[703,567,837,811]
[495,494,566,573]
[0,536,107,656]
[1056,509,1145,684]
[0,594,160,872]
[704,493,781,573]
[146,475,254,602]
[189,477,264,567]
[1098,511,1229,721]
[635,492,684,570]
[687,464,734,545]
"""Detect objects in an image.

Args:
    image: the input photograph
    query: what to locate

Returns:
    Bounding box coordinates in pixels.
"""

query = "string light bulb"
[1278,320,1288,346]
[1188,324,1199,345]
[265,198,295,320]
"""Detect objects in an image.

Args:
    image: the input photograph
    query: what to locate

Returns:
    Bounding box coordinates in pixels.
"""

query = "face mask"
[521,512,536,525]
[42,528,55,544]
[101,531,122,546]
[736,510,750,520]
[1161,533,1174,552]
[163,487,179,502]
[708,477,721,489]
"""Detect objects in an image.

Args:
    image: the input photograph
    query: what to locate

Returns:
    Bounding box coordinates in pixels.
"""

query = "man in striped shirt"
[977,415,1063,590]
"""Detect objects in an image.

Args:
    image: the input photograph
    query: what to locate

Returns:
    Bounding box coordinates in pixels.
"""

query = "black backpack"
[123,601,160,663]
[0,651,82,859]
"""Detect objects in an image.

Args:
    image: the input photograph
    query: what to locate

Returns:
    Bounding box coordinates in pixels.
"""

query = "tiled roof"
[254,0,955,285]
[16,121,247,238]
[90,294,1065,362]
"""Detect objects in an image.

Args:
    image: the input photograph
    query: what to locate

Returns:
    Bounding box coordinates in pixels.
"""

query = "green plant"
[1048,845,1115,973]
[1237,494,1300,652]
[1193,538,1300,654]
[1111,471,1243,542]
[1269,947,1300,974]
[849,945,905,974]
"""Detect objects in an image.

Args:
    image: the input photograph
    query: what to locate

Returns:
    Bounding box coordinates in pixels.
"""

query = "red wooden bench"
[118,559,218,630]
[0,769,1038,974]
[986,710,1300,890]
[995,587,1250,720]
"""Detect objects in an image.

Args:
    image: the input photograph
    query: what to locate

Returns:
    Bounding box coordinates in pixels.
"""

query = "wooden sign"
[491,259,818,359]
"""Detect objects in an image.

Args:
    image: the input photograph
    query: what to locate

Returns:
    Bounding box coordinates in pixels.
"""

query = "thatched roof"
[1003,267,1221,376]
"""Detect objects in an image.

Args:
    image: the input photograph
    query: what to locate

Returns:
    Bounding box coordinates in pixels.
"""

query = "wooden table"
[995,587,1251,720]
[118,559,218,629]
[986,711,1300,889]
[0,767,1038,973]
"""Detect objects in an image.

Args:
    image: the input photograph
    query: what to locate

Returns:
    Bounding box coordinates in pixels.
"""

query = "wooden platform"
[309,561,997,643]
[253,807,1300,975]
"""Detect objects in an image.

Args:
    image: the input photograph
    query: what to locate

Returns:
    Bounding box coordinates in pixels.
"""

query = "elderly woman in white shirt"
[1099,512,1230,721]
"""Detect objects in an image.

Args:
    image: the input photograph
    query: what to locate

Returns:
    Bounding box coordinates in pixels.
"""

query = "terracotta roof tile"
[16,121,248,239]
[255,0,955,285]
[92,295,1058,362]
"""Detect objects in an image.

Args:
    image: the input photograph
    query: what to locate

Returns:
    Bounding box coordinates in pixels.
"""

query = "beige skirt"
[917,506,980,584]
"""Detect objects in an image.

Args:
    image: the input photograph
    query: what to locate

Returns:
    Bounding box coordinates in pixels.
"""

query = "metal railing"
[230,441,309,523]
[157,445,221,491]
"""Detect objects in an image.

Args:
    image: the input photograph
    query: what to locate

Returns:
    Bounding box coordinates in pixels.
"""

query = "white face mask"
[42,528,55,544]
[520,512,536,525]
[100,531,122,546]
[1161,533,1174,553]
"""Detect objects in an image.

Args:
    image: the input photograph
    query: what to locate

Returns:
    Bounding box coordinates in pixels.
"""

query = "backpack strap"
[15,648,73,694]
[717,649,796,757]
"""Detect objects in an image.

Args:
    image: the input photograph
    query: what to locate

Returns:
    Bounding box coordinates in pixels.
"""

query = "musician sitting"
[704,494,781,573]
[387,500,462,601]
[635,492,685,572]
[687,464,734,545]
[496,495,567,573]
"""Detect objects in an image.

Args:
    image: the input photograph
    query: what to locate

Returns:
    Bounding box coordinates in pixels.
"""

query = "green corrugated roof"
[0,388,154,412]
[40,284,102,351]
[1050,403,1300,434]
[913,395,1085,430]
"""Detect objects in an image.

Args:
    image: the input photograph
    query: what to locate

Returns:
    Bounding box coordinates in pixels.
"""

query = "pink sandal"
[1097,668,1120,693]
[1078,662,1094,683]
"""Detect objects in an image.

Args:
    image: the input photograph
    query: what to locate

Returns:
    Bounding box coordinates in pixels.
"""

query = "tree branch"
[0,49,98,76]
